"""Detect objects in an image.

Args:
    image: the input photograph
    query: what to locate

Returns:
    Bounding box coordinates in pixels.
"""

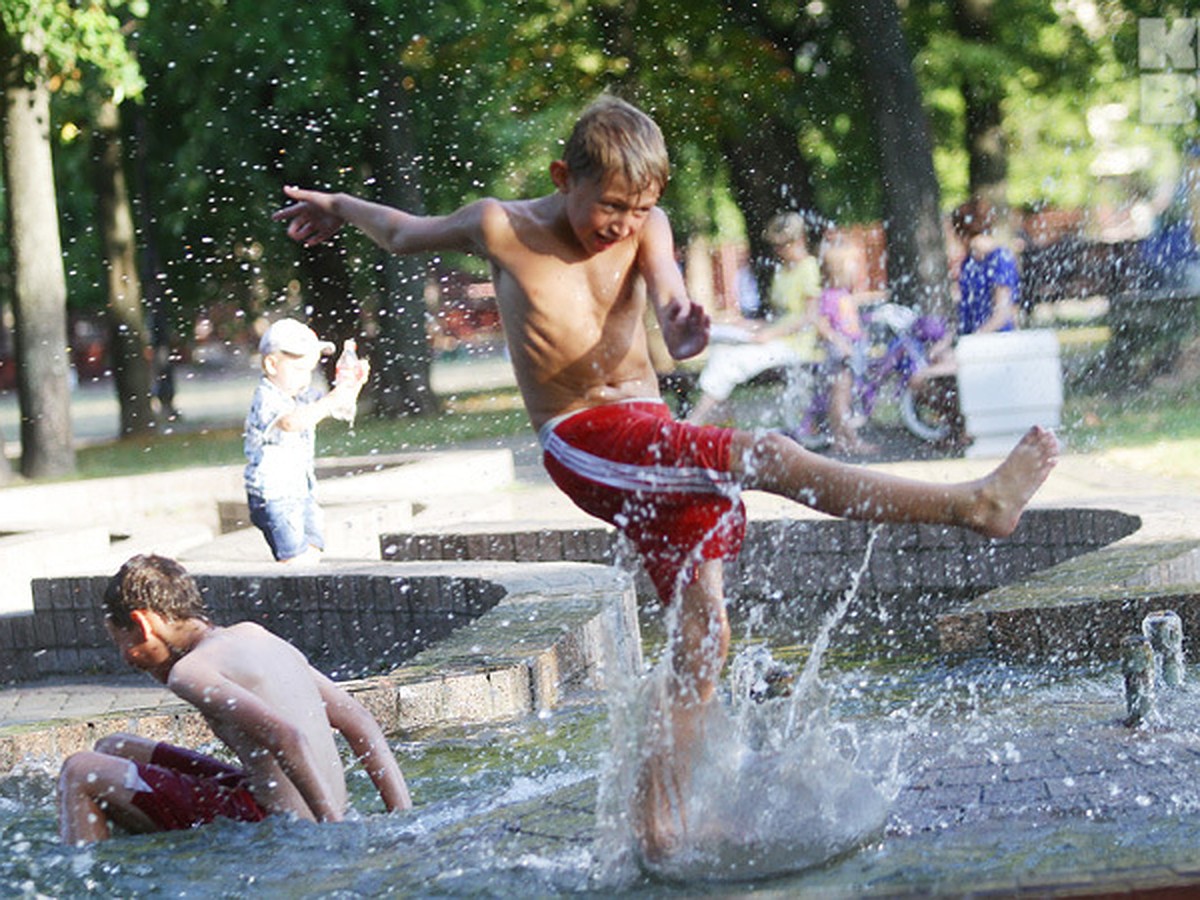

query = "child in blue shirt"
[244,318,369,563]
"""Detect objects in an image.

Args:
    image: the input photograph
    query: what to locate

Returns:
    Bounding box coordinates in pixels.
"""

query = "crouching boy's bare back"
[166,621,353,818]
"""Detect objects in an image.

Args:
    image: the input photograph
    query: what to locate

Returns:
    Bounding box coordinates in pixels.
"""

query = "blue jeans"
[247,493,324,561]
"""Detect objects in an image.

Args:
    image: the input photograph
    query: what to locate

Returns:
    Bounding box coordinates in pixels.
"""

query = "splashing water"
[595,526,906,883]
[10,634,1200,894]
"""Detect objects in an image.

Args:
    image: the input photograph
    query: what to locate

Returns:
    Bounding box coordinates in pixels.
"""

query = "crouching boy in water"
[273,94,1058,864]
[58,554,411,844]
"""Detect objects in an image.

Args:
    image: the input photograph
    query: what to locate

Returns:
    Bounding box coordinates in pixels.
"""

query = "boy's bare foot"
[965,425,1059,538]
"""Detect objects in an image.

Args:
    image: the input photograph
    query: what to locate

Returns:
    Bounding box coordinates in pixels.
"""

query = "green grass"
[71,390,532,480]
[31,333,1200,484]
[76,426,247,478]
[1062,389,1200,452]
[1058,328,1200,451]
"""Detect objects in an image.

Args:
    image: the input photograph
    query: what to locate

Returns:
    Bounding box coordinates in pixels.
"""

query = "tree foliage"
[0,0,1180,440]
[2,0,150,475]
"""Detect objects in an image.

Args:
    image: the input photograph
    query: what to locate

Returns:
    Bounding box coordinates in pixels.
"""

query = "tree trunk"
[299,244,359,386]
[845,0,952,319]
[0,311,10,482]
[720,117,817,310]
[953,0,1007,208]
[2,47,75,477]
[0,412,10,483]
[130,102,177,418]
[92,97,156,436]
[369,72,437,417]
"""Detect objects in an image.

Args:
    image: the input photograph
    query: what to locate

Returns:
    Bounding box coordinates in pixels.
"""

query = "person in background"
[685,212,822,427]
[243,318,369,563]
[911,197,1020,448]
[812,241,887,455]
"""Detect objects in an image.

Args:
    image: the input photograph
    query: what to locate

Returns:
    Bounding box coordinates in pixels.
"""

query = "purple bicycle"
[796,302,951,446]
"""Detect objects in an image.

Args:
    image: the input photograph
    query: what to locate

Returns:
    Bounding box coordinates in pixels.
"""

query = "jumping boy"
[272,94,1058,863]
[57,554,411,844]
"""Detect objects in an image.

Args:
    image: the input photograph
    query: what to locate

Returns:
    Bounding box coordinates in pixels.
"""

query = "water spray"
[1122,634,1156,727]
[1142,609,1186,688]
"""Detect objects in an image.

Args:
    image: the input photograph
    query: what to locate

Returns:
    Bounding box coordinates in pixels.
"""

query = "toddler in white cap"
[243,318,369,563]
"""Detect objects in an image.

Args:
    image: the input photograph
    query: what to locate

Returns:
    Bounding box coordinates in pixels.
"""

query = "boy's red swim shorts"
[540,399,746,603]
[129,741,268,831]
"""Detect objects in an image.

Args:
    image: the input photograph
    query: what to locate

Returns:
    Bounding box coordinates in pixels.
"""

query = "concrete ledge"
[185,501,416,563]
[383,508,1141,604]
[937,540,1200,661]
[0,527,112,615]
[317,450,514,504]
[0,560,640,768]
[0,467,245,535]
[0,448,515,615]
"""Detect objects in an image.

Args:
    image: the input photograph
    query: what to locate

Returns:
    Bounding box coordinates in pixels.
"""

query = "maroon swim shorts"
[129,742,267,831]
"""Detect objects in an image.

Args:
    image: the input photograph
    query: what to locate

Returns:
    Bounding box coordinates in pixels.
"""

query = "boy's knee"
[59,750,106,792]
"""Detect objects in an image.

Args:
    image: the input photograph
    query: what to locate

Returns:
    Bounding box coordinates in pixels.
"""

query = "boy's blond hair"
[562,95,670,193]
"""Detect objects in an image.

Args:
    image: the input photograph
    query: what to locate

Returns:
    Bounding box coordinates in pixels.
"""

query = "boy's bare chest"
[498,250,637,321]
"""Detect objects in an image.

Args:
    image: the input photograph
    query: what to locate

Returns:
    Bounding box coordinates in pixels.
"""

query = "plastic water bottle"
[331,339,359,424]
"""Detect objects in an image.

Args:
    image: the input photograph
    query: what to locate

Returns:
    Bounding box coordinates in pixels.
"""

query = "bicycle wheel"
[900,386,951,443]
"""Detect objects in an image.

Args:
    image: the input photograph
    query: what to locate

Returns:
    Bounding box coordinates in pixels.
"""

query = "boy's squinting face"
[264,350,319,397]
[560,167,661,255]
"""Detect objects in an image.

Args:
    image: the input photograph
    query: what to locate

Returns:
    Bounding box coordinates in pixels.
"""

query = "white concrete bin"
[956,329,1062,458]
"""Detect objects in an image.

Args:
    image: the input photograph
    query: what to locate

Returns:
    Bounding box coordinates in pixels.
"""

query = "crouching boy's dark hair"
[104,554,211,629]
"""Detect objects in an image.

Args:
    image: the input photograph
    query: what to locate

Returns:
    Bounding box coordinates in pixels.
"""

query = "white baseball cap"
[259,318,336,358]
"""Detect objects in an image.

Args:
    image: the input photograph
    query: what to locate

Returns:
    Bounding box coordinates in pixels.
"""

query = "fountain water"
[593,535,906,882]
[5,511,1200,895]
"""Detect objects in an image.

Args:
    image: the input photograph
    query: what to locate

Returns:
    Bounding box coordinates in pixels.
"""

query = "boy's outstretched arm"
[273,185,483,258]
[314,671,412,813]
[637,208,709,360]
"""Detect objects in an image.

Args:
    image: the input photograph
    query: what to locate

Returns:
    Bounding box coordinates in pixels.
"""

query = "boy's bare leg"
[58,749,157,844]
[685,392,723,426]
[670,561,730,703]
[732,425,1058,539]
[633,560,729,864]
[93,732,157,764]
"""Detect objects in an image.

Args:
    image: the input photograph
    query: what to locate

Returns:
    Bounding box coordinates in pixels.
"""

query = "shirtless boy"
[273,94,1057,863]
[58,554,411,844]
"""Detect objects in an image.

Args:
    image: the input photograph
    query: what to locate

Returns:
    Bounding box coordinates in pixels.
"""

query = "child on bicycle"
[814,240,887,456]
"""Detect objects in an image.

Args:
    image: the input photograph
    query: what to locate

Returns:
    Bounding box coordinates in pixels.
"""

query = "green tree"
[2,2,75,477]
[116,0,1169,415]
[1,0,147,476]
